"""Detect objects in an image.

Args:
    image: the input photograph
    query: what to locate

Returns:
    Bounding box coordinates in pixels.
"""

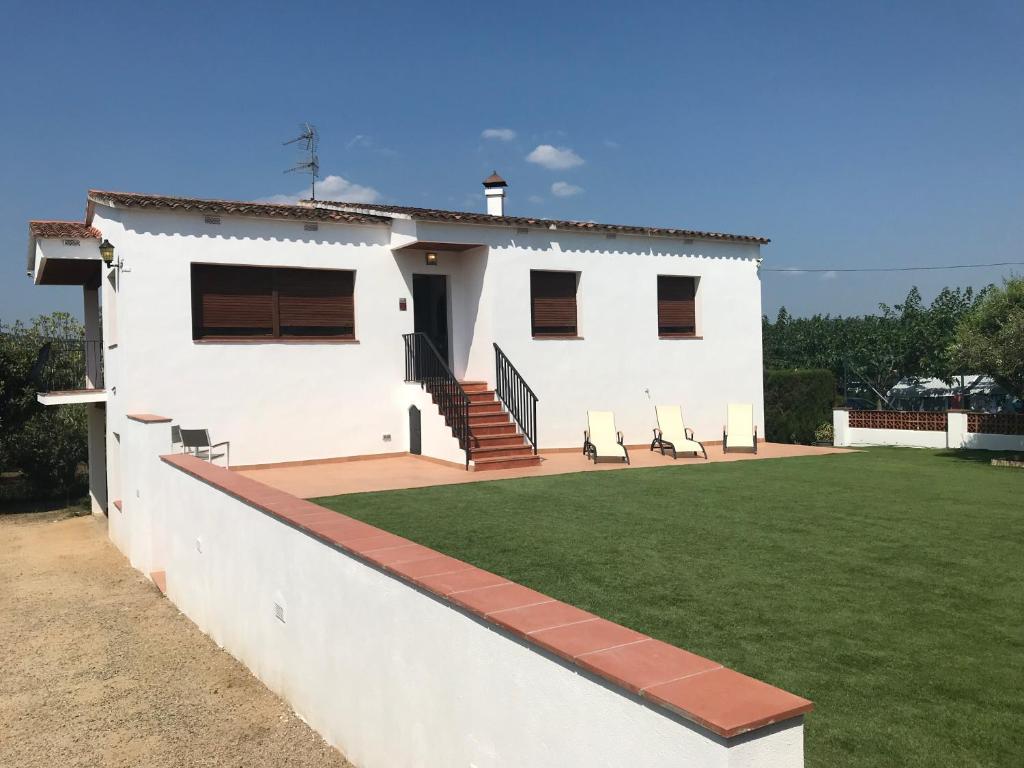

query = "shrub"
[764,369,836,444]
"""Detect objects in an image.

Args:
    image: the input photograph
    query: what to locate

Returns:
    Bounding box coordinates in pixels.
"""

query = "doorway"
[412,274,450,365]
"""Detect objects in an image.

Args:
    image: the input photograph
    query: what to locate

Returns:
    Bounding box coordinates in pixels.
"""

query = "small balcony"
[34,339,107,405]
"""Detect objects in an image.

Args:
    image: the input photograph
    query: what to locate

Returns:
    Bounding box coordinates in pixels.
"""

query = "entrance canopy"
[27,221,103,287]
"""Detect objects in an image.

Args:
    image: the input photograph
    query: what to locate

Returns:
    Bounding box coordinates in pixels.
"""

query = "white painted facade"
[60,195,766,475]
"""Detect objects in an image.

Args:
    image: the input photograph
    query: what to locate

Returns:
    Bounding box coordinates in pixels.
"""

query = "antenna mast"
[283,123,320,200]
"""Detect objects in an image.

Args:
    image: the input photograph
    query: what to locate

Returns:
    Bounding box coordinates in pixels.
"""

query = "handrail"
[403,333,471,469]
[31,338,104,392]
[493,342,539,454]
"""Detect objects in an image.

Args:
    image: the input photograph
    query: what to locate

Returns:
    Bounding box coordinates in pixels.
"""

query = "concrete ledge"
[127,413,173,424]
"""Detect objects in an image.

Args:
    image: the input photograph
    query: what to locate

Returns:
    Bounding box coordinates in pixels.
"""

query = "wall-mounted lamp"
[99,239,115,264]
[425,251,438,266]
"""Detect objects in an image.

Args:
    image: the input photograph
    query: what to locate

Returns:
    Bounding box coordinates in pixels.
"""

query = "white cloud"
[821,270,838,280]
[260,174,381,204]
[526,144,584,170]
[603,139,620,149]
[527,195,545,204]
[482,128,517,141]
[551,181,583,197]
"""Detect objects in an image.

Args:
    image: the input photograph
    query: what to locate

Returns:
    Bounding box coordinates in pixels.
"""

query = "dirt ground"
[0,510,352,768]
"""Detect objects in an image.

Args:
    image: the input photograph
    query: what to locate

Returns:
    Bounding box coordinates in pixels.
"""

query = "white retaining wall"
[115,420,805,768]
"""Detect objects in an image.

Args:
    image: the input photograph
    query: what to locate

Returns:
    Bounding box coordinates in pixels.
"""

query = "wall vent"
[274,602,286,623]
[684,238,694,244]
[304,222,319,232]
[63,239,81,246]
[605,233,617,240]
[204,215,221,225]
[516,227,529,235]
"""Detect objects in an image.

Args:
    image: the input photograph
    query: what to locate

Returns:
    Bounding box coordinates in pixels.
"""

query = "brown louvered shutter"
[531,271,578,337]
[657,275,697,336]
[277,268,355,337]
[193,264,274,338]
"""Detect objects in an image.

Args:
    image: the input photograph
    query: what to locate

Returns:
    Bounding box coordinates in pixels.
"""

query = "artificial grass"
[314,449,1023,768]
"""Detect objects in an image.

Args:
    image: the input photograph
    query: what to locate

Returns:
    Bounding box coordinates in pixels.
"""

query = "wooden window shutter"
[192,264,274,337]
[531,271,578,337]
[276,268,355,337]
[657,276,696,336]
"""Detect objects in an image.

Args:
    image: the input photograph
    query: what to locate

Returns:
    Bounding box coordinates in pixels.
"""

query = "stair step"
[459,380,490,393]
[467,389,498,403]
[472,433,528,448]
[468,401,504,414]
[470,445,536,460]
[472,454,543,472]
[470,422,519,437]
[469,412,513,426]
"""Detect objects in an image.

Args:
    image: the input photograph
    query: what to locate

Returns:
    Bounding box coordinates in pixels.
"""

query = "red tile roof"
[312,201,770,244]
[162,452,812,739]
[87,190,391,225]
[28,221,102,240]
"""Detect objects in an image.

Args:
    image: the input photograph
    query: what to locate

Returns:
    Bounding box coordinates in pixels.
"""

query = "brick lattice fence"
[968,413,1024,435]
[848,411,948,431]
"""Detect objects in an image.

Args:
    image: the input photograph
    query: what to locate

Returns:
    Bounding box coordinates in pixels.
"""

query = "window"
[657,275,697,337]
[530,270,578,337]
[191,264,355,340]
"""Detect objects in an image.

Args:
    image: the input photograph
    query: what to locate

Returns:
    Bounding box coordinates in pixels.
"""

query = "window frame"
[530,269,581,339]
[190,263,357,343]
[657,274,700,339]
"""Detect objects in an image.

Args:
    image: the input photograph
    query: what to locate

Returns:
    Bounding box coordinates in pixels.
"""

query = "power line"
[763,261,1024,274]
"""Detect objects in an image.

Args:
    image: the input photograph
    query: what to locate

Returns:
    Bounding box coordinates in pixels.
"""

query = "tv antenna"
[283,123,320,199]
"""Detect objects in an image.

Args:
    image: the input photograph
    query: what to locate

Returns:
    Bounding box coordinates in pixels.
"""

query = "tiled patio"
[239,442,851,498]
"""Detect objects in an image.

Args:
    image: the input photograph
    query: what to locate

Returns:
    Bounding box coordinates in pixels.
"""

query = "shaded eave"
[85,190,392,227]
[307,200,770,245]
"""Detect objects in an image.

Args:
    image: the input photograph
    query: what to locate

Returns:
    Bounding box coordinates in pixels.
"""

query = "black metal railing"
[403,332,471,469]
[31,338,104,392]
[493,343,538,454]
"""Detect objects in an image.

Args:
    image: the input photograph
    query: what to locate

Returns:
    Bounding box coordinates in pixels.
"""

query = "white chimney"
[483,171,508,216]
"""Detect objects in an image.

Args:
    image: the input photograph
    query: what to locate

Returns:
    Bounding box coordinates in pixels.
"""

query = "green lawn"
[314,449,1023,768]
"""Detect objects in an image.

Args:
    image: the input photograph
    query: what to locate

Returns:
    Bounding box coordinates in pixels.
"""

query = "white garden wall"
[125,443,807,768]
[833,409,1024,451]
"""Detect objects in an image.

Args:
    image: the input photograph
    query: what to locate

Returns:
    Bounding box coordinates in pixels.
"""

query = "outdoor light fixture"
[425,252,438,266]
[99,239,115,265]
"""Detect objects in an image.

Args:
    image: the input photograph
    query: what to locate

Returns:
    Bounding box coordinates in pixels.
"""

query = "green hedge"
[764,369,836,444]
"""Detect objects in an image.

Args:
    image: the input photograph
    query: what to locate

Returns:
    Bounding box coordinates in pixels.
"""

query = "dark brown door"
[412,274,450,364]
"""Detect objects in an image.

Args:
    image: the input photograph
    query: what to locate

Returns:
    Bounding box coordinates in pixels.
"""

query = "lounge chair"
[723,404,757,453]
[651,405,707,460]
[583,411,630,464]
[179,428,231,467]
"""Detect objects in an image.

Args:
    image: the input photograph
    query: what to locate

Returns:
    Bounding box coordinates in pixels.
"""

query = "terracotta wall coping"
[127,413,173,424]
[160,453,813,739]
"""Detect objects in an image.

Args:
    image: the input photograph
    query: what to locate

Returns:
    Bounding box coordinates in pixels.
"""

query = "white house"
[26,174,768,515]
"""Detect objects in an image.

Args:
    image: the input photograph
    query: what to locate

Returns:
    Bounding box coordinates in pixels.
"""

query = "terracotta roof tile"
[87,190,391,225]
[28,221,102,240]
[312,201,770,244]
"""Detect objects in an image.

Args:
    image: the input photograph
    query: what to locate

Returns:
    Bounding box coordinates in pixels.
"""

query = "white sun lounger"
[583,411,629,464]
[723,403,757,453]
[651,405,708,460]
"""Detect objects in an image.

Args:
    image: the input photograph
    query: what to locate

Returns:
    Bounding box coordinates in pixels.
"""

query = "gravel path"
[0,511,353,768]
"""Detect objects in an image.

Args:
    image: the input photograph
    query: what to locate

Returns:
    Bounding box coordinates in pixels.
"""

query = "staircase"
[459,381,541,471]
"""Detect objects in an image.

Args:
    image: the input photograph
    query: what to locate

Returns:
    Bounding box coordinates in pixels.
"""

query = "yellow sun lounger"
[583,411,629,464]
[651,405,708,460]
[723,403,757,453]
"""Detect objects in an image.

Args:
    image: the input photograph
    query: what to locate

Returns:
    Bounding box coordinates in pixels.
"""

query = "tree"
[949,277,1024,400]
[0,313,88,500]
[763,286,987,402]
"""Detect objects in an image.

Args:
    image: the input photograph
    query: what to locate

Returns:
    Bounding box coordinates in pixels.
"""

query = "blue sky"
[2,0,1021,322]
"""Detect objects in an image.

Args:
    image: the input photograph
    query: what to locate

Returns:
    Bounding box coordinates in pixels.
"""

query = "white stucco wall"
[93,205,764,468]
[139,454,805,768]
